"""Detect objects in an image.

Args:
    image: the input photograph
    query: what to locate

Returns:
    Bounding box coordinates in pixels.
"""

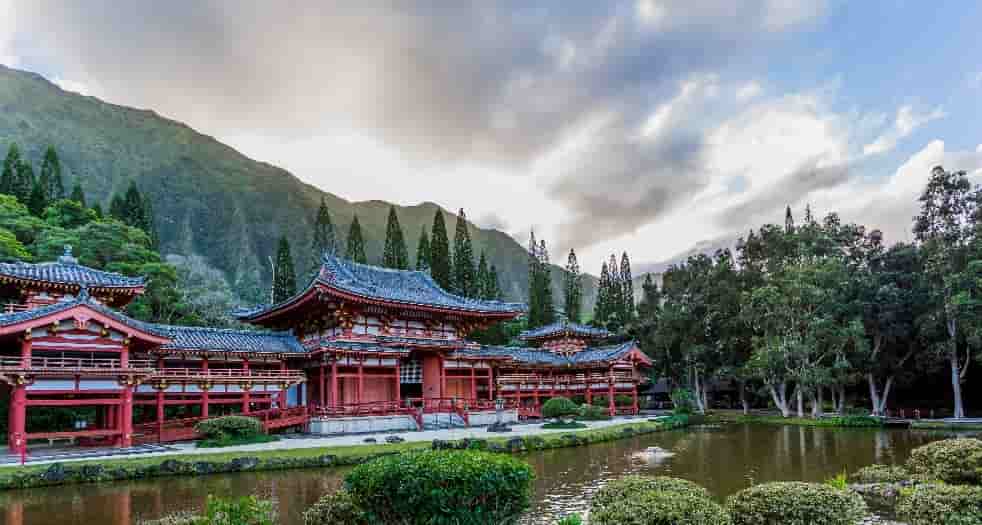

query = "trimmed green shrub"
[590,490,731,525]
[555,514,583,525]
[138,513,199,525]
[195,415,263,440]
[542,397,580,421]
[345,449,535,524]
[849,464,909,484]
[592,395,609,407]
[670,389,695,415]
[615,394,634,407]
[896,483,982,525]
[592,476,711,512]
[823,415,882,427]
[907,438,982,484]
[578,404,611,420]
[303,490,368,525]
[726,482,866,525]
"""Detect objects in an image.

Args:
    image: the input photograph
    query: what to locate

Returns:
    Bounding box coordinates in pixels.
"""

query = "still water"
[0,424,960,524]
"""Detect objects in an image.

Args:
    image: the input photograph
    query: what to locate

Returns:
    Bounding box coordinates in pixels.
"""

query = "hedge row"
[0,417,691,491]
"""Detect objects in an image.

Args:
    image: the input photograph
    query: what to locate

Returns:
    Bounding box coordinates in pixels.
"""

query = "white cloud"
[51,77,93,96]
[735,81,762,101]
[862,105,945,156]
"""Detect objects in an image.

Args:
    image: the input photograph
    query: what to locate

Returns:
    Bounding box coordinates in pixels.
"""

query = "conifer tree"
[26,180,47,217]
[0,144,19,196]
[272,235,297,303]
[142,193,159,249]
[12,160,34,204]
[620,251,634,322]
[785,205,795,233]
[636,273,661,319]
[39,146,64,200]
[429,210,451,289]
[487,264,501,300]
[310,197,336,274]
[415,227,431,271]
[607,253,622,327]
[123,181,147,230]
[109,193,126,222]
[382,206,410,269]
[451,208,476,296]
[593,260,610,327]
[69,182,86,206]
[563,248,583,323]
[91,203,102,218]
[476,251,490,299]
[345,215,367,264]
[538,240,556,325]
[527,231,541,326]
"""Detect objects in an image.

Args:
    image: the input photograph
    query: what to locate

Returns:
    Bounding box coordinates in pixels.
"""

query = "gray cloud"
[11,0,825,249]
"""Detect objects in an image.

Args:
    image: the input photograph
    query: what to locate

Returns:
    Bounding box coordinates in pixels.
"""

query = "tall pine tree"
[0,144,19,196]
[476,251,490,299]
[26,180,47,217]
[607,253,622,329]
[620,251,634,322]
[539,240,555,324]
[415,227,431,271]
[527,231,541,326]
[123,181,147,230]
[12,160,34,204]
[382,206,410,269]
[429,210,451,289]
[310,197,337,274]
[142,193,159,249]
[636,273,661,319]
[346,215,367,263]
[109,193,126,222]
[272,235,297,303]
[39,146,64,200]
[487,264,501,300]
[563,248,583,323]
[69,182,86,206]
[451,208,476,296]
[593,260,610,328]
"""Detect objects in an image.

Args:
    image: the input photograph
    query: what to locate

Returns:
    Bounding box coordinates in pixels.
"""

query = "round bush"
[344,449,535,524]
[542,397,580,420]
[726,482,866,525]
[896,483,982,525]
[578,404,611,420]
[591,476,711,513]
[195,415,263,440]
[907,438,982,484]
[303,490,368,525]
[849,464,909,484]
[590,490,730,525]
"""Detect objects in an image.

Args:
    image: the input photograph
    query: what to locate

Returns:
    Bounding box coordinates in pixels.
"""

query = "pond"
[0,423,964,524]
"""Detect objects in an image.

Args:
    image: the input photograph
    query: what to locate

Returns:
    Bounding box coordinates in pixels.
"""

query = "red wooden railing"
[149,368,305,383]
[3,302,30,314]
[0,356,155,371]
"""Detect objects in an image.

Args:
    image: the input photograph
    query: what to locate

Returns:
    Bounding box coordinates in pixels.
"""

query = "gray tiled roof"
[452,341,639,366]
[153,325,306,354]
[320,340,412,355]
[0,249,144,289]
[234,254,526,319]
[519,320,610,341]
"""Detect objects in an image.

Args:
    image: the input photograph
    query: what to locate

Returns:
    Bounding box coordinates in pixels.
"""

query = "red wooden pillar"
[394,360,401,406]
[357,359,364,405]
[330,359,339,409]
[439,356,446,399]
[155,389,165,441]
[607,367,615,417]
[470,368,477,401]
[107,404,117,430]
[319,364,326,407]
[242,358,251,414]
[632,383,639,414]
[488,367,494,401]
[278,362,287,409]
[8,383,26,454]
[120,340,130,368]
[586,380,592,405]
[121,384,134,447]
[201,358,210,418]
[20,338,31,368]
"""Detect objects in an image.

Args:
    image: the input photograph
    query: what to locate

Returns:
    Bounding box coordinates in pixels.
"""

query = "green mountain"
[0,65,596,308]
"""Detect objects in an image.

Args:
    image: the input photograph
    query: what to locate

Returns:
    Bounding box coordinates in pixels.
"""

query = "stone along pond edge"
[0,416,694,491]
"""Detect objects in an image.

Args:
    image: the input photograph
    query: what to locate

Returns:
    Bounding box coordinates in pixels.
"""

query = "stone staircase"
[422,412,468,430]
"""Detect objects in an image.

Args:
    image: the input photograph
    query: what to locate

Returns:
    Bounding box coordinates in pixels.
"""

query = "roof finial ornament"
[58,245,79,265]
[77,284,90,301]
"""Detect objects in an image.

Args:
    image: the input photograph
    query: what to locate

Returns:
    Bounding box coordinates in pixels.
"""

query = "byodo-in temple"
[1,248,650,454]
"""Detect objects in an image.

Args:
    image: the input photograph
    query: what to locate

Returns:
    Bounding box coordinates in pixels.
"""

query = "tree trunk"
[951,347,966,419]
[837,386,846,414]
[691,370,706,414]
[795,387,804,418]
[738,380,750,415]
[868,373,882,416]
[769,383,790,417]
[815,387,824,418]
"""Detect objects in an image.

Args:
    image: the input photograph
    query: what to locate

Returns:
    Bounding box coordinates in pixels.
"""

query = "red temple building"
[1,249,650,454]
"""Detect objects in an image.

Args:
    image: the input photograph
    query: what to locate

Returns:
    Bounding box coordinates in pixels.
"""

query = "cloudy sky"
[2,1,981,272]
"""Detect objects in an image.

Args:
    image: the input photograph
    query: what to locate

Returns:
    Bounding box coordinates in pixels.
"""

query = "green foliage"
[197,495,277,525]
[346,215,367,264]
[555,514,583,525]
[194,415,263,441]
[1,143,21,196]
[308,197,336,276]
[590,476,726,525]
[906,438,982,484]
[382,206,409,270]
[43,198,97,229]
[451,208,476,297]
[344,450,535,525]
[0,227,30,262]
[564,248,582,323]
[577,404,611,420]
[824,471,848,490]
[849,464,909,484]
[620,252,635,322]
[272,235,297,303]
[415,226,430,271]
[670,389,696,415]
[896,483,982,525]
[527,233,556,328]
[303,491,369,525]
[542,396,580,420]
[39,145,64,200]
[69,182,86,206]
[429,209,451,290]
[726,482,866,525]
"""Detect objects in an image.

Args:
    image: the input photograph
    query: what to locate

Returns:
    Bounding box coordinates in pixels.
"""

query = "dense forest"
[626,166,982,418]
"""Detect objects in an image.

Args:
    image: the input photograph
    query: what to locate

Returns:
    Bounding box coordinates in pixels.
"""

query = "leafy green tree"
[345,215,367,264]
[429,209,451,289]
[109,193,126,221]
[0,194,46,245]
[309,197,336,274]
[415,227,430,271]
[12,160,35,204]
[122,180,147,230]
[272,235,297,303]
[382,206,409,269]
[0,143,20,195]
[564,248,582,323]
[26,180,47,217]
[912,166,981,418]
[69,182,86,206]
[636,274,660,320]
[142,193,158,249]
[39,146,64,200]
[90,203,102,218]
[451,208,475,296]
[43,199,98,229]
[0,227,30,262]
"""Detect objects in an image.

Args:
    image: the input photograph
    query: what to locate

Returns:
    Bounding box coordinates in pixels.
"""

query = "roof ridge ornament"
[58,245,79,265]
[77,284,91,301]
